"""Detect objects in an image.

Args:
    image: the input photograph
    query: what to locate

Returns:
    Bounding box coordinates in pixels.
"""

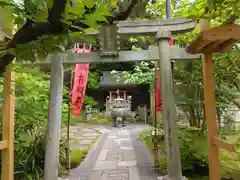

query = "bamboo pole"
[66,66,74,170]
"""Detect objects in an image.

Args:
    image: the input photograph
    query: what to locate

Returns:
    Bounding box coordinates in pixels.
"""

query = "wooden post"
[200,19,220,180]
[0,22,14,180]
[44,54,64,180]
[156,30,182,180]
[1,66,15,180]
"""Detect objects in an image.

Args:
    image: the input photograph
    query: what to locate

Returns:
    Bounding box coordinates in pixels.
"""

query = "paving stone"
[70,145,89,150]
[70,139,81,145]
[120,146,134,150]
[69,126,80,131]
[123,155,136,161]
[120,140,132,147]
[106,177,124,180]
[108,136,117,139]
[79,128,96,133]
[104,140,119,149]
[88,170,102,180]
[106,155,118,161]
[94,161,118,170]
[102,168,128,174]
[118,160,137,167]
[98,149,109,160]
[157,175,188,180]
[102,170,129,180]
[65,124,162,180]
[82,133,99,137]
[118,154,123,161]
[129,167,140,180]
[77,136,97,140]
[79,139,92,145]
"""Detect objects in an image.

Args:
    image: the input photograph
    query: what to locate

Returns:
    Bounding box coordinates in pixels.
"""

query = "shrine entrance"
[30,18,200,180]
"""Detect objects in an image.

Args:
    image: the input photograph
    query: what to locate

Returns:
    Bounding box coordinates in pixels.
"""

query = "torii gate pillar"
[156,30,183,180]
[44,54,64,180]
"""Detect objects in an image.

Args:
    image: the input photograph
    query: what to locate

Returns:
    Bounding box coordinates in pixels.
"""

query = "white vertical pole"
[44,54,64,180]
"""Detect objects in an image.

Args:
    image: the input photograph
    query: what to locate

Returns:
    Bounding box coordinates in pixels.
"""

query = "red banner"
[70,45,92,116]
[155,69,162,112]
[155,39,174,112]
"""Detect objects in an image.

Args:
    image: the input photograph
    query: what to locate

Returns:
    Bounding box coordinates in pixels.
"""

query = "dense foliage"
[114,0,240,128]
[0,0,239,179]
[117,0,240,179]
[0,67,69,179]
[139,125,240,179]
[0,0,147,74]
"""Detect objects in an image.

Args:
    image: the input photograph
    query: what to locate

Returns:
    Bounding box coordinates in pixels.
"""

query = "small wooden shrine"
[98,71,150,113]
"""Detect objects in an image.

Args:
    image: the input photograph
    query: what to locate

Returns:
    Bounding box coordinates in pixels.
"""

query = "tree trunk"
[189,106,198,127]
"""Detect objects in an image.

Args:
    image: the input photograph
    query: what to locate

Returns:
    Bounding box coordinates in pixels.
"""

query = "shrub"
[88,111,111,124]
[139,125,240,179]
[14,128,68,179]
[0,68,69,179]
[68,110,111,125]
[70,149,88,169]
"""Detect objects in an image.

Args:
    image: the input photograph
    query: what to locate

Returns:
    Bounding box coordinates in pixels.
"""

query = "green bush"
[87,112,111,124]
[70,149,88,169]
[0,68,69,179]
[68,111,111,125]
[84,96,98,107]
[139,126,240,179]
[68,137,99,169]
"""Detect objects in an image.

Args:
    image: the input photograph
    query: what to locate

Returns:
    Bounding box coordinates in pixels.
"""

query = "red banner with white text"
[155,39,174,112]
[70,45,92,116]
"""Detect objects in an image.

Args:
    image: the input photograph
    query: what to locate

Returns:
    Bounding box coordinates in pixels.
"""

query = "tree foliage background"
[113,0,240,128]
[0,0,240,179]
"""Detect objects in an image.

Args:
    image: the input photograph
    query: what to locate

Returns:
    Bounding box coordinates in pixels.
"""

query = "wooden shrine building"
[97,71,150,112]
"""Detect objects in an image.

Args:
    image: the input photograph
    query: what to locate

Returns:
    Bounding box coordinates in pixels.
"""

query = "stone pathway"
[62,124,105,151]
[64,124,160,180]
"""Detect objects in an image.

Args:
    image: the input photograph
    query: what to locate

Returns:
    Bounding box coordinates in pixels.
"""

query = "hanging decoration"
[155,39,174,112]
[70,44,92,116]
[155,69,162,112]
[168,39,174,46]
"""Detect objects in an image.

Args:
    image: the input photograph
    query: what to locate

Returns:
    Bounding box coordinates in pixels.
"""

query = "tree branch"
[0,0,67,73]
[48,0,66,27]
[0,0,139,73]
[108,0,141,23]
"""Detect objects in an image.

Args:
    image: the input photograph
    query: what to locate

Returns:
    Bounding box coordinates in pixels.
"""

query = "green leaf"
[14,16,25,26]
[81,14,98,28]
[84,0,94,8]
[48,0,54,9]
[0,0,10,7]
[35,10,48,22]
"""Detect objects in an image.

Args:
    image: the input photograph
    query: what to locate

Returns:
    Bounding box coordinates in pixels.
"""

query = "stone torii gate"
[28,18,200,180]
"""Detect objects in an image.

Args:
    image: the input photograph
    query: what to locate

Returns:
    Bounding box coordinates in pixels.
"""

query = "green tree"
[0,67,69,179]
[114,0,240,127]
[0,0,145,73]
